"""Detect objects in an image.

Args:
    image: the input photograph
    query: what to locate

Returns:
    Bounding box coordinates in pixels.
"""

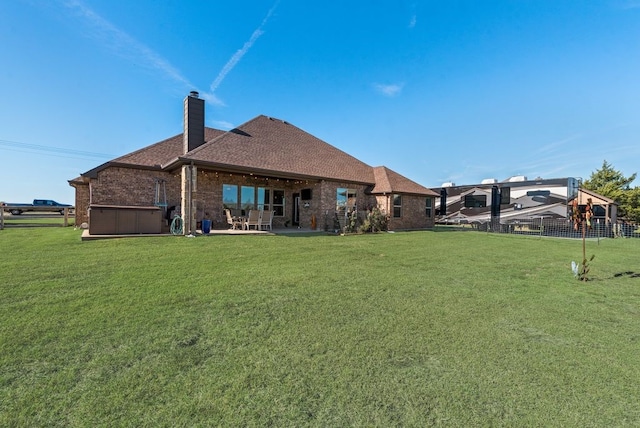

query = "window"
[426,198,433,218]
[526,190,550,197]
[241,186,255,212]
[464,194,487,208]
[336,188,357,215]
[500,187,510,205]
[223,184,284,216]
[257,187,267,210]
[272,190,285,216]
[393,194,402,218]
[223,184,238,209]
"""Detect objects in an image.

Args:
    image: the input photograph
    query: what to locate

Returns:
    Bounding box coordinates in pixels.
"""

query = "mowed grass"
[1,228,639,427]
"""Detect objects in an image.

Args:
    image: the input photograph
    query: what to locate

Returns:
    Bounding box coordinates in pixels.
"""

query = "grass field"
[1,227,639,426]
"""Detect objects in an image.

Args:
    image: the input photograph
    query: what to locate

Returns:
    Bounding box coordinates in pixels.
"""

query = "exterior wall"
[194,175,378,231]
[72,182,90,225]
[82,167,179,230]
[91,167,178,207]
[378,194,435,230]
[189,171,326,230]
[318,180,376,231]
[76,165,435,231]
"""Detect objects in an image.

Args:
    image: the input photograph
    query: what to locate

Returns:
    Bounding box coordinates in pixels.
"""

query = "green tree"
[582,160,639,222]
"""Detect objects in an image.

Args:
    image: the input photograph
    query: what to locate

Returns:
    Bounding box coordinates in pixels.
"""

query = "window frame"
[223,184,285,216]
[222,184,239,210]
[336,188,357,215]
[392,194,402,218]
[464,194,487,208]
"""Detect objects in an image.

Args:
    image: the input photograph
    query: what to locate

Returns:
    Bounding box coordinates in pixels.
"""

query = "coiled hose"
[170,215,183,235]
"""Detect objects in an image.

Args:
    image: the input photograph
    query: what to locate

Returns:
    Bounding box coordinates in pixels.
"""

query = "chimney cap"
[189,91,199,98]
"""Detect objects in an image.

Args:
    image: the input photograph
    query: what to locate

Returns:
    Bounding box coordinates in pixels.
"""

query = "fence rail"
[435,217,640,239]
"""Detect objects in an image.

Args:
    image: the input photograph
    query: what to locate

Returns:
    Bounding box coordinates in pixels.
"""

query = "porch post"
[181,164,198,235]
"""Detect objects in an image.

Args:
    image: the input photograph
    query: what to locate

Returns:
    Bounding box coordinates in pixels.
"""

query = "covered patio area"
[80,226,323,240]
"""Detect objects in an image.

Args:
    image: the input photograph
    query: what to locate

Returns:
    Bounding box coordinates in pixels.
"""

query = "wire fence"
[435,217,640,239]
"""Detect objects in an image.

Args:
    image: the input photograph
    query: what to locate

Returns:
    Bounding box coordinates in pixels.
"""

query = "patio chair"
[260,210,274,230]
[225,209,241,230]
[244,209,261,230]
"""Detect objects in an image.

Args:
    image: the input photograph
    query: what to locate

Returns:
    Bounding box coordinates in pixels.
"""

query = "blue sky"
[2,0,640,204]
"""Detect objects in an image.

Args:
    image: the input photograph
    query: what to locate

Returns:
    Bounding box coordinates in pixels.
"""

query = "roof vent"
[189,91,199,98]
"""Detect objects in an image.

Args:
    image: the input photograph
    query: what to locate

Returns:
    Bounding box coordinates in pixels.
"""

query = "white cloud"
[211,120,234,130]
[373,82,404,97]
[409,14,417,28]
[199,92,226,107]
[620,0,640,9]
[536,134,582,154]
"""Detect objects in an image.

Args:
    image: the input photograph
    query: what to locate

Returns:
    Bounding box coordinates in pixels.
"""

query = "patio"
[80,226,323,240]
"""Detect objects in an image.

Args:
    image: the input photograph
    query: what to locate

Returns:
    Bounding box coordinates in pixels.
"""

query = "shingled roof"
[113,127,225,168]
[178,115,375,184]
[81,127,225,178]
[371,166,438,196]
[80,115,433,196]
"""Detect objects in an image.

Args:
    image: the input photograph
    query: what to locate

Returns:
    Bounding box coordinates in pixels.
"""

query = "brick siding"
[78,165,434,232]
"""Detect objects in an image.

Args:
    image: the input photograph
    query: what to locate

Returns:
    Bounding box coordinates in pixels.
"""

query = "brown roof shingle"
[182,115,375,183]
[81,115,432,195]
[114,127,225,168]
[371,166,438,196]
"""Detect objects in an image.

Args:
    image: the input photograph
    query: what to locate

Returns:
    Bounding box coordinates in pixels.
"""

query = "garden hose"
[170,215,183,235]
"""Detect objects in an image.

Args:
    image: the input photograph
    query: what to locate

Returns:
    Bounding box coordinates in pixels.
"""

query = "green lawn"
[1,228,639,426]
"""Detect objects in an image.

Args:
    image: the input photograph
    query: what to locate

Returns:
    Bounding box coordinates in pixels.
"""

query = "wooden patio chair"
[225,209,241,230]
[260,210,274,230]
[243,209,261,230]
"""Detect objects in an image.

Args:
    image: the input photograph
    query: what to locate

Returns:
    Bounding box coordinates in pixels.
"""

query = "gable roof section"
[114,127,225,168]
[371,166,438,196]
[579,188,617,205]
[179,115,375,183]
[80,115,430,191]
[82,127,225,177]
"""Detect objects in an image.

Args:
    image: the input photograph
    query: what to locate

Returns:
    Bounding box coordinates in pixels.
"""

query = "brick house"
[69,92,438,234]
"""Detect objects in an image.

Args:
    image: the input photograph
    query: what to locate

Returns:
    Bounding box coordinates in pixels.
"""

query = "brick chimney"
[183,91,205,153]
[181,91,203,235]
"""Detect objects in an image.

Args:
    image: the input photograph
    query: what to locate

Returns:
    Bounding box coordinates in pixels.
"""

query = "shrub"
[359,208,388,233]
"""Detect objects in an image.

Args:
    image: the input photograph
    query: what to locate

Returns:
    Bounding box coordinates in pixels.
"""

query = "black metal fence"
[436,217,640,239]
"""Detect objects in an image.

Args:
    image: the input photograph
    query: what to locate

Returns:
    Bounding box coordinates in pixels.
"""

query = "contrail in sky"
[60,0,278,107]
[209,0,280,94]
[62,0,195,89]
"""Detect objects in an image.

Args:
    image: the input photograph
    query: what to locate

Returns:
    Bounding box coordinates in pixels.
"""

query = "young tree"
[582,160,639,222]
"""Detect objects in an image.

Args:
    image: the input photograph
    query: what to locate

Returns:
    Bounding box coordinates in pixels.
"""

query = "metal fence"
[436,217,640,239]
